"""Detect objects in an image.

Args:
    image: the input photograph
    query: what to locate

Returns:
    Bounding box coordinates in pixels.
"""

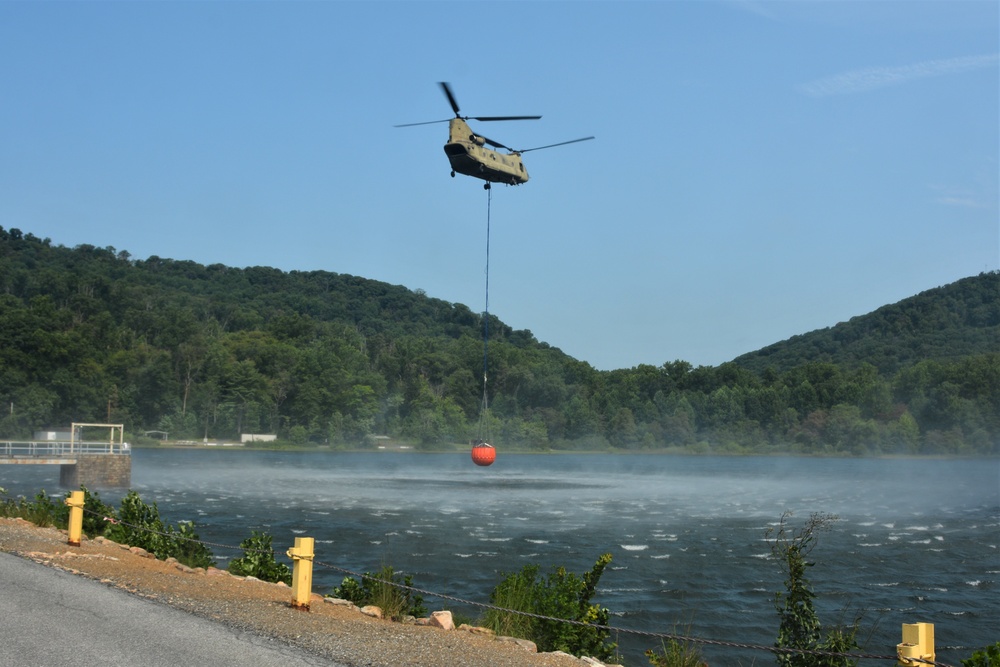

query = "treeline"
[0,228,997,455]
[734,272,1000,375]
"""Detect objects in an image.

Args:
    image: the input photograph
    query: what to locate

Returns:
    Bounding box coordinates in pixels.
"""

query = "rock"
[497,635,538,652]
[128,546,152,558]
[360,605,383,619]
[427,610,454,630]
[458,624,495,636]
[175,563,196,574]
[323,597,358,611]
[165,557,179,565]
[205,567,229,577]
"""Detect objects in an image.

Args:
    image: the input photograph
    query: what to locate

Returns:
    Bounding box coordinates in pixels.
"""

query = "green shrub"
[77,486,116,538]
[483,553,617,662]
[105,490,214,568]
[331,564,427,620]
[964,643,1000,667]
[17,490,65,528]
[106,490,169,553]
[170,521,216,569]
[227,530,292,585]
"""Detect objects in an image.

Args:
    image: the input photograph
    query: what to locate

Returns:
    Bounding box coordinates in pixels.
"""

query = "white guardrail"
[0,441,131,457]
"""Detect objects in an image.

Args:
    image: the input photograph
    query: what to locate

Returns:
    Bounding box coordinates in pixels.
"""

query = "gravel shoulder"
[0,517,602,667]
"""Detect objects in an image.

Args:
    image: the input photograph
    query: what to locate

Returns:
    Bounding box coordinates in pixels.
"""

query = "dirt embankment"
[0,517,606,667]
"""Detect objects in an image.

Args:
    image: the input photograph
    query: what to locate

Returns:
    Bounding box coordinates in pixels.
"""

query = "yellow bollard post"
[897,622,935,666]
[64,490,85,547]
[286,536,315,611]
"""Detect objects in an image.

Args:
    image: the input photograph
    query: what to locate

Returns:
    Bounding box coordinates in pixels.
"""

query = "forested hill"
[733,272,1000,375]
[1,228,997,455]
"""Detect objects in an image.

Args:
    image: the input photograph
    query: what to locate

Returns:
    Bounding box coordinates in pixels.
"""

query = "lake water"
[2,451,997,666]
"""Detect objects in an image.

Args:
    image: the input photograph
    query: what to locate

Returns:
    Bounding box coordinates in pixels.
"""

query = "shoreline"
[0,517,607,667]
[131,443,997,460]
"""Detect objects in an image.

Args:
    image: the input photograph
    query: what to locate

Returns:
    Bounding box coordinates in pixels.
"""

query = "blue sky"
[2,1,997,371]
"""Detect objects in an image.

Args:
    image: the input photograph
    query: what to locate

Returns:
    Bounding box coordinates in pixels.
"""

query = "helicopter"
[396,82,594,189]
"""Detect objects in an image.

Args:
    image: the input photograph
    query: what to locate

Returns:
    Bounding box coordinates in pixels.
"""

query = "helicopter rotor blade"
[517,136,595,153]
[440,81,540,121]
[480,135,513,151]
[471,115,542,122]
[394,119,452,128]
[396,83,545,129]
[439,82,462,117]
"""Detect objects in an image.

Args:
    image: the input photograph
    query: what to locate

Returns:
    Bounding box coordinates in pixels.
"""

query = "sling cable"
[471,186,497,467]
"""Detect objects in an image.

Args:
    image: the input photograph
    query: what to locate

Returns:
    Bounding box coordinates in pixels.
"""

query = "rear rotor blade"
[518,136,595,153]
[480,135,513,151]
[471,115,542,122]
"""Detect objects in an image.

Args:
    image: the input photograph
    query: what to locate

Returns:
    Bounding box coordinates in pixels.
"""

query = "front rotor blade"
[439,82,461,117]
[518,136,595,153]
[394,118,452,128]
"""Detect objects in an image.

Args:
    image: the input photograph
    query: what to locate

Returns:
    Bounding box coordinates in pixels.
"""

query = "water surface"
[3,451,996,665]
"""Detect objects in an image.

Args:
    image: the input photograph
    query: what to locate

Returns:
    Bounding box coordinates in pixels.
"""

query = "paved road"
[0,552,348,667]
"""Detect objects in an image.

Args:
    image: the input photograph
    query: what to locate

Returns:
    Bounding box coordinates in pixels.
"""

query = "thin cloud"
[930,183,996,210]
[800,54,999,97]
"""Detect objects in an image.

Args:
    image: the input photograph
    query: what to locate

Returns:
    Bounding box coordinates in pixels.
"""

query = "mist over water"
[3,451,997,666]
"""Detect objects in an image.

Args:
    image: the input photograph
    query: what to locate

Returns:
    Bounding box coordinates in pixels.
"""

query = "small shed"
[34,428,72,442]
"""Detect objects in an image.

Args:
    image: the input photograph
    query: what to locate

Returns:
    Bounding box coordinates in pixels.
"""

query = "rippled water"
[3,451,997,666]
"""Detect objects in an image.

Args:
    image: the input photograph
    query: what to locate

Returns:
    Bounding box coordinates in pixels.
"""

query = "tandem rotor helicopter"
[396,82,594,189]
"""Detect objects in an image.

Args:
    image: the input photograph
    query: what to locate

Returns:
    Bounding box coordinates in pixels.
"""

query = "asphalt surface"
[0,552,348,667]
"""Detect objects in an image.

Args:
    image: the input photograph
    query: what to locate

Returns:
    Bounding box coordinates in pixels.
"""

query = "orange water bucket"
[471,442,496,466]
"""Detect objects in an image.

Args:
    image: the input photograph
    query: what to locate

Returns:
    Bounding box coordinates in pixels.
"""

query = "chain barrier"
[80,507,956,667]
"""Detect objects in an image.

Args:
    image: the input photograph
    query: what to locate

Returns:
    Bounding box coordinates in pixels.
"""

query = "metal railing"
[0,441,131,457]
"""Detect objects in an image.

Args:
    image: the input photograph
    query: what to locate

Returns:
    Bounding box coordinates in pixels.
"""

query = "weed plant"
[645,637,707,667]
[331,564,427,620]
[767,512,862,667]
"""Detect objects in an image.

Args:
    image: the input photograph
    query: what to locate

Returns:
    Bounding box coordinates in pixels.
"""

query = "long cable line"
[477,186,492,444]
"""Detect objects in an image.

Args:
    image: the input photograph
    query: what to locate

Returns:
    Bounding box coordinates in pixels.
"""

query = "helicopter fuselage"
[443,119,529,185]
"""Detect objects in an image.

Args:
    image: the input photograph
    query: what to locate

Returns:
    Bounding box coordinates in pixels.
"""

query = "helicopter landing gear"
[450,170,456,178]
[484,182,491,190]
